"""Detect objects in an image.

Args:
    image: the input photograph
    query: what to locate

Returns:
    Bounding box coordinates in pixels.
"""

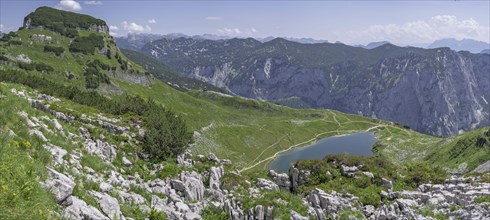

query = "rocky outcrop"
[64,196,110,220]
[268,170,291,191]
[307,188,361,218]
[289,166,310,192]
[255,178,279,191]
[174,171,205,201]
[209,166,224,190]
[372,177,490,220]
[90,191,125,220]
[473,160,490,173]
[80,127,117,162]
[42,168,75,206]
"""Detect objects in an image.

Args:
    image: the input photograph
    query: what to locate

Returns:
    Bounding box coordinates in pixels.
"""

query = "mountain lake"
[268,132,377,173]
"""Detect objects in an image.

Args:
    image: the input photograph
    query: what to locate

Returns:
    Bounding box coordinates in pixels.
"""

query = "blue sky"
[1,0,489,45]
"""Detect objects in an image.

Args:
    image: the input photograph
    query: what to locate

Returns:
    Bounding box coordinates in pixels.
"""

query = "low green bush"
[44,45,65,56]
[201,206,229,220]
[69,33,104,54]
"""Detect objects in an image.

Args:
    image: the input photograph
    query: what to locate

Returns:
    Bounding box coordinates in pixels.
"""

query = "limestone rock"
[208,153,219,163]
[100,182,112,193]
[255,178,279,191]
[64,196,109,220]
[43,168,75,206]
[91,191,125,220]
[473,160,490,173]
[180,171,205,201]
[209,166,224,190]
[122,156,132,166]
[291,210,309,220]
[268,170,291,190]
[382,178,393,190]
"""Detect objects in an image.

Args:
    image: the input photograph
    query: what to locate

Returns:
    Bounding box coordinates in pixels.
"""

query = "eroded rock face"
[179,171,205,201]
[289,166,310,192]
[64,196,110,220]
[269,170,291,191]
[209,166,224,190]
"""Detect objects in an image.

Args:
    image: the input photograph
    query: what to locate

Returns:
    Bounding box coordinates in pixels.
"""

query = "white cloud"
[148,19,157,24]
[217,27,241,35]
[206,16,222,20]
[122,21,151,32]
[340,15,490,44]
[251,28,257,33]
[109,32,118,37]
[56,0,82,11]
[84,1,102,5]
[109,25,119,31]
[0,24,4,32]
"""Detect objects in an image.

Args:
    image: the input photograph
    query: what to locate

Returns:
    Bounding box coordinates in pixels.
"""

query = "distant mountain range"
[138,37,490,136]
[428,38,490,54]
[355,41,391,49]
[116,33,328,51]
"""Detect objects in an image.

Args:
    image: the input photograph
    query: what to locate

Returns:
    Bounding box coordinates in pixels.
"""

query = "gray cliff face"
[142,39,490,136]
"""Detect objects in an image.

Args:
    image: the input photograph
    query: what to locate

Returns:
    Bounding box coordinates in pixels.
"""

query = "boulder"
[340,165,357,177]
[396,199,418,210]
[43,144,67,165]
[291,210,309,220]
[473,160,490,173]
[363,205,375,218]
[175,201,190,213]
[100,182,112,193]
[43,168,75,206]
[208,153,219,163]
[118,191,146,205]
[29,129,47,142]
[91,191,125,220]
[255,178,279,191]
[151,195,169,212]
[122,157,132,166]
[382,178,393,190]
[64,196,109,220]
[362,172,374,182]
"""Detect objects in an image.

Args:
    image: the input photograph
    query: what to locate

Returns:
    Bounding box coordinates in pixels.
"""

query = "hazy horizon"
[1,0,489,45]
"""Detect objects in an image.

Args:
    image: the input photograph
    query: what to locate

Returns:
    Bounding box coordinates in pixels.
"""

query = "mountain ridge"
[141,37,490,136]
[428,38,490,54]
